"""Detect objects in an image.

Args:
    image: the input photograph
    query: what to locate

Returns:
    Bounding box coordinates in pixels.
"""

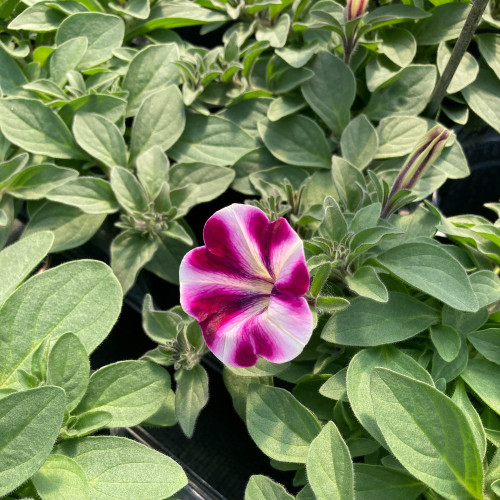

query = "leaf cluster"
[0,232,187,500]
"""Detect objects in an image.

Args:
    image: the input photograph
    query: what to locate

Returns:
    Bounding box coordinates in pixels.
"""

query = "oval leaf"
[74,360,171,427]
[55,436,187,500]
[321,292,439,346]
[32,454,89,500]
[0,386,66,496]
[0,260,122,387]
[347,346,435,446]
[376,242,479,312]
[246,384,321,463]
[306,421,354,500]
[371,368,483,499]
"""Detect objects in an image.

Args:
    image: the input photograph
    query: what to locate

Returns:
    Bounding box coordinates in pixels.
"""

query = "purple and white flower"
[179,204,313,368]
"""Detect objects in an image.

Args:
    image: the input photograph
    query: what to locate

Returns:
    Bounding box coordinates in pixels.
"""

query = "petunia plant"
[0,231,187,499]
[0,0,498,300]
[138,124,500,498]
[0,0,499,498]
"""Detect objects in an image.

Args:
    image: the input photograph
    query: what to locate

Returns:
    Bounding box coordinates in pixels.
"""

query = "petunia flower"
[179,204,313,368]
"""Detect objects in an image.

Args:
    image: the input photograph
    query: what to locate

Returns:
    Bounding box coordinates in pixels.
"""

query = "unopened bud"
[347,0,369,20]
[390,125,450,197]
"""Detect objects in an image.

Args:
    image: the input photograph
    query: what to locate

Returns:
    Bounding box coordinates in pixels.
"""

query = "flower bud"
[389,125,450,197]
[347,0,369,20]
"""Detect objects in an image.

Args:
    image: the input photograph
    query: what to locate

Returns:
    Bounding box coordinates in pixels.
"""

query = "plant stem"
[426,0,490,118]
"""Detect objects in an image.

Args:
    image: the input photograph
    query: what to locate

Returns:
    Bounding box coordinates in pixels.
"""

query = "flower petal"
[198,292,313,367]
[264,218,310,296]
[203,204,270,279]
[179,247,273,322]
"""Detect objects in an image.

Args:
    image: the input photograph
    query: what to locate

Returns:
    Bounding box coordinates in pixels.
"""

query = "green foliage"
[1,0,500,498]
[0,237,187,499]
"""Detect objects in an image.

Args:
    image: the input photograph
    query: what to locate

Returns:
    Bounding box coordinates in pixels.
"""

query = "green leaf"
[437,43,478,94]
[318,196,348,242]
[46,177,120,214]
[5,164,78,199]
[126,0,228,39]
[371,368,483,499]
[461,358,500,413]
[322,292,438,346]
[145,232,192,285]
[376,242,479,312]
[74,360,170,427]
[451,380,487,460]
[224,369,272,420]
[462,67,500,135]
[353,464,427,500]
[0,386,66,496]
[47,332,89,412]
[23,202,105,252]
[258,115,331,168]
[49,37,87,87]
[59,94,127,127]
[331,157,366,211]
[468,329,500,365]
[476,34,500,80]
[0,260,122,387]
[347,346,435,446]
[375,115,428,159]
[8,3,66,32]
[55,436,187,499]
[0,230,53,307]
[169,114,255,167]
[306,421,354,500]
[430,325,461,362]
[136,146,169,202]
[111,231,158,294]
[469,270,500,308]
[141,294,182,343]
[141,388,177,427]
[267,95,306,122]
[56,13,125,69]
[246,384,321,463]
[340,114,378,170]
[275,42,318,69]
[110,166,148,213]
[175,364,209,438]
[365,55,400,92]
[345,266,388,302]
[256,13,290,48]
[0,98,85,159]
[245,475,294,500]
[413,3,471,45]
[364,65,437,121]
[0,44,27,95]
[64,411,112,438]
[363,4,430,28]
[301,51,355,136]
[73,113,127,169]
[123,43,179,116]
[129,85,185,164]
[319,368,347,401]
[442,305,488,336]
[32,454,89,500]
[0,153,29,185]
[169,162,235,216]
[378,28,416,68]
